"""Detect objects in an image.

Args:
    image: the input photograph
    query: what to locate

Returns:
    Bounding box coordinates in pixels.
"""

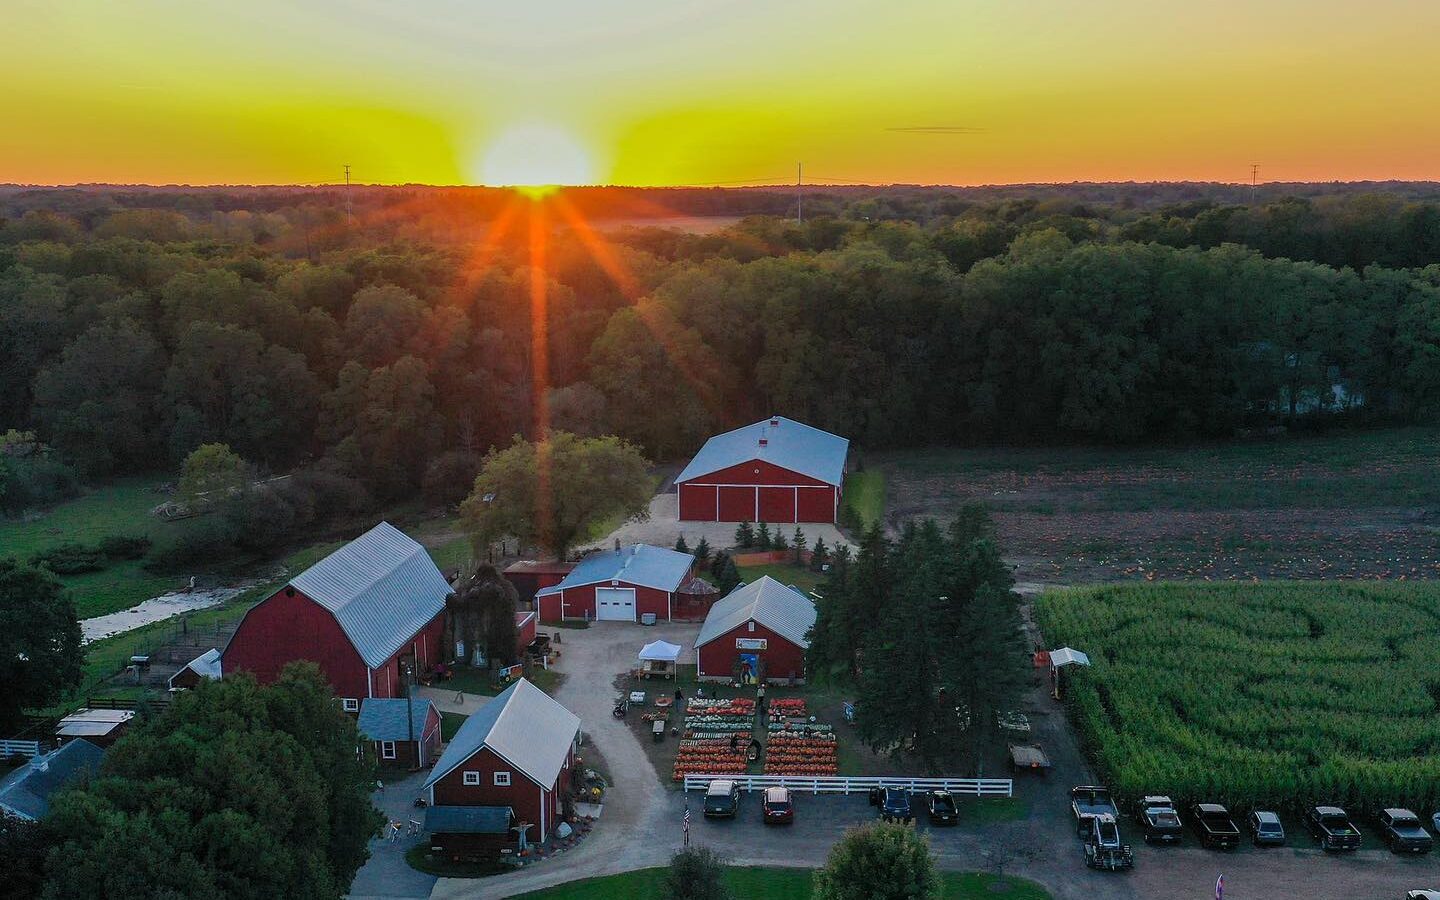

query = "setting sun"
[478,123,596,194]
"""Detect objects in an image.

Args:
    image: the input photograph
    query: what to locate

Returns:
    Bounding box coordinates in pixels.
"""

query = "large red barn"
[535,543,694,624]
[694,576,817,684]
[222,522,453,709]
[676,416,849,523]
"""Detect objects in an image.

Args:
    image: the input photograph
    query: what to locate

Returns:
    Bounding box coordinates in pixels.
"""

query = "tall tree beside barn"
[460,431,652,560]
[446,562,520,668]
[0,561,83,734]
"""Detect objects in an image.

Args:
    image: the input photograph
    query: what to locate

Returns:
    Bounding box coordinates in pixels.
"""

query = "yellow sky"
[3,0,1438,186]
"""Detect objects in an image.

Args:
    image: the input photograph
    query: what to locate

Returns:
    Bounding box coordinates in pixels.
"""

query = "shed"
[502,561,576,604]
[677,416,849,524]
[694,576,816,684]
[55,709,133,748]
[168,647,222,690]
[535,544,694,624]
[0,739,104,821]
[223,521,453,707]
[357,697,442,770]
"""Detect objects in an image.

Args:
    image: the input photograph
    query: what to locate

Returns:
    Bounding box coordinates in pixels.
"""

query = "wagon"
[1008,743,1050,773]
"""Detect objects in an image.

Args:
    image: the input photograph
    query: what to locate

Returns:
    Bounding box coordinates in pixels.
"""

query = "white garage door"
[595,587,636,622]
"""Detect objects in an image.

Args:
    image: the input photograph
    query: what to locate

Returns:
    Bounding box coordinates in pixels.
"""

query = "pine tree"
[675,535,690,553]
[756,522,772,550]
[710,551,729,578]
[735,521,754,549]
[717,555,741,594]
[694,536,712,565]
[810,537,829,572]
[791,526,807,565]
[772,529,788,552]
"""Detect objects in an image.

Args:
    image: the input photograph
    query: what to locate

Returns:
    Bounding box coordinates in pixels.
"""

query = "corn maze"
[1037,581,1440,813]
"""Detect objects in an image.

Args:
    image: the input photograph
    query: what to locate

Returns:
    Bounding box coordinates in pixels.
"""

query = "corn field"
[1036,581,1440,814]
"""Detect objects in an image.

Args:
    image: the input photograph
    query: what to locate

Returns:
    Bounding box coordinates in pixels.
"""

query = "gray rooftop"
[675,416,848,486]
[424,678,580,791]
[169,648,222,689]
[290,521,453,668]
[425,805,513,835]
[0,739,104,821]
[356,697,437,742]
[536,544,694,597]
[694,576,817,649]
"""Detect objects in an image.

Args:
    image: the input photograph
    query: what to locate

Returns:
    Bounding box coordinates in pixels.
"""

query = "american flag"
[683,805,691,831]
[1215,874,1224,899]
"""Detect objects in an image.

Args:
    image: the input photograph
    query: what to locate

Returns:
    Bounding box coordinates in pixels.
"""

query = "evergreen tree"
[791,526,807,565]
[735,521,754,549]
[675,535,690,553]
[810,537,829,572]
[772,529,788,552]
[710,551,729,578]
[694,536,712,565]
[756,522,772,550]
[716,555,741,595]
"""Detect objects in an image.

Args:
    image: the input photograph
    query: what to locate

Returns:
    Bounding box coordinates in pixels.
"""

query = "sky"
[4,0,1439,187]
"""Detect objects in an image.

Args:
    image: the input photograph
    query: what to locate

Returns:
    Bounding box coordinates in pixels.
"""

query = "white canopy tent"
[1048,647,1091,668]
[637,640,682,679]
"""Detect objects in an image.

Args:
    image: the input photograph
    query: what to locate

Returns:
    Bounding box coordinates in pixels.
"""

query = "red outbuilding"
[694,576,817,684]
[357,697,442,771]
[514,610,537,659]
[535,544,695,624]
[424,678,581,847]
[676,416,849,523]
[222,521,453,710]
[503,560,576,604]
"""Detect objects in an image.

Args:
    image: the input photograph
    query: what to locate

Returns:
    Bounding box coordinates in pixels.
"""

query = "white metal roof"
[694,576,817,650]
[170,648,222,689]
[424,678,580,791]
[535,544,693,597]
[1048,647,1091,668]
[290,522,453,668]
[675,416,848,487]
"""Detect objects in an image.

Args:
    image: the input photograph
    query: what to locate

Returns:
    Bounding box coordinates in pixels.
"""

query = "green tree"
[42,664,382,900]
[447,563,518,667]
[1,804,50,899]
[693,537,712,565]
[792,526,807,565]
[813,822,939,900]
[715,555,741,595]
[772,529,788,552]
[662,846,731,900]
[734,521,754,549]
[675,535,690,553]
[0,561,83,734]
[810,537,829,572]
[755,522,772,550]
[460,432,651,560]
[177,443,249,509]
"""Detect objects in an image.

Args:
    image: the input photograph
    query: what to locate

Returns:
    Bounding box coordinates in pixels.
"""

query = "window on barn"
[342,698,359,712]
[494,771,511,786]
[463,771,480,786]
[380,741,396,759]
[748,621,755,632]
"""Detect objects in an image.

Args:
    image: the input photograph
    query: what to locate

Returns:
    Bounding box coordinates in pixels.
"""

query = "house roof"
[424,678,580,791]
[356,697,437,742]
[694,576,817,649]
[0,740,104,821]
[55,709,132,739]
[675,416,848,486]
[289,521,453,668]
[535,544,693,597]
[425,805,513,835]
[170,648,222,688]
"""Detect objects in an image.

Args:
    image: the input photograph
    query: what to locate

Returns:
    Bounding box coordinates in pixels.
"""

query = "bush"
[97,534,152,560]
[813,822,939,900]
[144,516,242,572]
[662,847,731,900]
[0,454,81,516]
[28,542,106,575]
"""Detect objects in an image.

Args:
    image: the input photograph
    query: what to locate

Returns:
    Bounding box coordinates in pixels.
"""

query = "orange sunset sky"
[4,0,1439,187]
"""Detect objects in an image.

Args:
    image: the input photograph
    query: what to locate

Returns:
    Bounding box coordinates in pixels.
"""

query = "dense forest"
[3,183,1440,535]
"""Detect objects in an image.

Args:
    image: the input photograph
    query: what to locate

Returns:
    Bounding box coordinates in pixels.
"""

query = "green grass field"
[514,867,1050,899]
[840,469,885,528]
[736,561,822,595]
[1037,580,1440,813]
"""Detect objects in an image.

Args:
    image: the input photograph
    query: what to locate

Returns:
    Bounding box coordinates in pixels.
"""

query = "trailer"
[1071,785,1119,835]
[1082,813,1135,871]
[1008,743,1051,774]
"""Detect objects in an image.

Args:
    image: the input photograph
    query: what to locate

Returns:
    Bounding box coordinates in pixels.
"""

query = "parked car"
[1247,810,1286,847]
[1306,805,1362,851]
[702,779,739,818]
[880,787,913,822]
[761,786,794,824]
[1071,785,1119,836]
[927,790,958,826]
[1134,796,1183,844]
[1081,813,1134,871]
[1379,808,1434,854]
[1190,803,1241,850]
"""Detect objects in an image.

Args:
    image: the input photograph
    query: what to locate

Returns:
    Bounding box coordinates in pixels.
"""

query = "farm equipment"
[1071,785,1119,834]
[1081,814,1134,871]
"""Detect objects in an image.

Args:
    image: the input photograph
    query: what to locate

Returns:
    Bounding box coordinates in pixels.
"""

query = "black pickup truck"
[1305,805,1362,851]
[1190,803,1241,849]
[1379,808,1433,854]
[1134,796,1184,844]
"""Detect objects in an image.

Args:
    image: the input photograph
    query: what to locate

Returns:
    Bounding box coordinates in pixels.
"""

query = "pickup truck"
[1134,795,1183,844]
[1190,803,1241,850]
[1379,808,1434,854]
[1071,785,1119,836]
[1305,805,1362,851]
[1081,813,1135,871]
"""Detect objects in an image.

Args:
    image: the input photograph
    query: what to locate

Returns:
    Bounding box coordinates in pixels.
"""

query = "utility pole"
[796,162,803,225]
[343,164,353,226]
[1250,164,1259,206]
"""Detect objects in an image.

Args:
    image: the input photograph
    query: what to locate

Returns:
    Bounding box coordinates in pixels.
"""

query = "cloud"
[885,126,986,134]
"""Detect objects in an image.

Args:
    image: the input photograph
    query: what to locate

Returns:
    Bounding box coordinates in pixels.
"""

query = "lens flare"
[478,123,595,195]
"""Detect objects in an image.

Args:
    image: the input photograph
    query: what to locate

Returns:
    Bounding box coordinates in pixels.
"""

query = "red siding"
[678,483,717,520]
[515,612,537,657]
[758,486,796,523]
[686,459,831,488]
[538,583,673,623]
[430,742,575,843]
[796,486,837,523]
[696,620,807,683]
[223,588,370,700]
[717,486,756,522]
[679,459,838,523]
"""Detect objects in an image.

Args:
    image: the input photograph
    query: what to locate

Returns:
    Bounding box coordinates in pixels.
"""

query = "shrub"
[662,847,731,900]
[0,454,81,516]
[813,822,939,900]
[144,516,242,572]
[97,534,152,560]
[28,542,105,575]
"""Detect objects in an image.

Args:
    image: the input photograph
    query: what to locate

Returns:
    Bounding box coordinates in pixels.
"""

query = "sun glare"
[478,123,595,196]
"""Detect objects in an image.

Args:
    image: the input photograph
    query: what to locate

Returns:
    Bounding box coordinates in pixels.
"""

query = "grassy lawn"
[515,867,1051,899]
[840,469,886,529]
[736,561,822,595]
[441,712,468,742]
[445,664,564,698]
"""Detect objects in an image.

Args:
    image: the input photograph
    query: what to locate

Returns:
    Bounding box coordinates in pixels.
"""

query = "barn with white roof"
[694,576,817,684]
[676,416,849,523]
[535,543,695,623]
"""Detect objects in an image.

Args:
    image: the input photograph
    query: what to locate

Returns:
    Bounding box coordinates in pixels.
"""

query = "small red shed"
[503,561,576,604]
[535,544,694,624]
[357,697,442,770]
[222,522,453,708]
[676,416,849,524]
[424,678,581,845]
[514,610,537,659]
[694,576,817,684]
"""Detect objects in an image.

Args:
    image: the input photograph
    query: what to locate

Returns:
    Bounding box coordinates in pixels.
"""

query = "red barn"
[222,522,453,709]
[535,544,695,624]
[514,610,537,659]
[676,416,849,523]
[357,697,442,770]
[424,678,581,846]
[694,576,816,684]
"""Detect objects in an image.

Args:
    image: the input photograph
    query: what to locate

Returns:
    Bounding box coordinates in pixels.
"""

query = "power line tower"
[343,164,353,226]
[796,162,803,225]
[1250,164,1259,206]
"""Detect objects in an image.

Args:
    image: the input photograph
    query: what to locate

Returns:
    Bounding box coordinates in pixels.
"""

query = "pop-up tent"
[1048,647,1091,668]
[638,640,682,678]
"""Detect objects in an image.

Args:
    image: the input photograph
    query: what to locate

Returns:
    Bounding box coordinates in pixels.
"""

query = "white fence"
[683,774,1012,797]
[0,739,41,759]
